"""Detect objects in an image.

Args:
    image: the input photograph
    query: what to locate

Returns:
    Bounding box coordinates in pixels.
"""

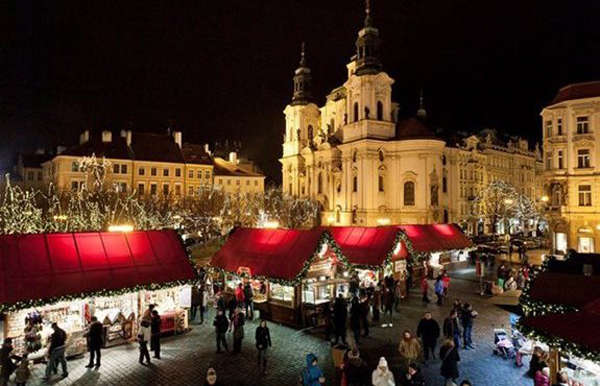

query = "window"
[377,101,383,120]
[188,186,194,195]
[576,117,589,134]
[27,171,34,181]
[205,171,211,180]
[138,183,145,195]
[330,118,335,134]
[71,162,79,172]
[546,152,553,170]
[318,173,323,194]
[442,176,447,193]
[188,169,194,178]
[379,150,384,162]
[163,168,169,177]
[353,102,359,122]
[558,151,564,169]
[378,175,384,192]
[139,167,145,176]
[353,176,358,192]
[151,167,157,176]
[71,181,79,191]
[404,181,415,206]
[197,170,202,179]
[218,179,223,185]
[37,171,42,181]
[557,118,563,135]
[113,164,120,174]
[120,164,127,174]
[163,184,169,196]
[175,184,181,195]
[150,183,158,195]
[236,180,240,185]
[227,180,231,185]
[175,168,181,177]
[246,180,250,185]
[254,180,258,186]
[577,149,591,168]
[352,150,357,163]
[119,182,127,192]
[544,120,552,137]
[578,185,592,206]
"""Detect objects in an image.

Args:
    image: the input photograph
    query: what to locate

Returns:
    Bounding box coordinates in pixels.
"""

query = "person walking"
[343,347,367,386]
[150,310,162,359]
[213,309,229,353]
[323,302,333,343]
[349,297,362,344]
[434,275,444,305]
[443,310,462,349]
[199,285,209,324]
[244,281,254,320]
[359,293,370,338]
[417,312,441,362]
[84,316,103,368]
[398,330,422,371]
[0,339,18,386]
[137,318,151,365]
[333,294,348,345]
[372,284,381,322]
[405,363,426,385]
[229,308,245,354]
[191,285,200,322]
[421,276,430,303]
[301,353,325,386]
[44,323,68,380]
[372,356,395,386]
[442,272,451,297]
[440,339,461,385]
[14,355,30,386]
[461,303,477,349]
[235,283,245,311]
[381,284,395,328]
[534,367,551,386]
[255,319,271,375]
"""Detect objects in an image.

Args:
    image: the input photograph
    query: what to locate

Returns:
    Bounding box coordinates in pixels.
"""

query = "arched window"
[442,176,447,193]
[552,185,562,207]
[404,181,415,206]
[352,150,358,163]
[335,207,341,223]
[378,175,384,192]
[379,150,384,162]
[354,102,359,122]
[317,173,323,194]
[307,125,314,140]
[353,176,358,192]
[377,101,383,120]
[443,209,449,223]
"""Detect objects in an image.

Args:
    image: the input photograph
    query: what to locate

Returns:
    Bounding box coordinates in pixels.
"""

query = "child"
[15,356,31,386]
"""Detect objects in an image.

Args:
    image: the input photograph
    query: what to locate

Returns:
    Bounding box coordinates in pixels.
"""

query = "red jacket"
[235,286,245,302]
[421,278,429,293]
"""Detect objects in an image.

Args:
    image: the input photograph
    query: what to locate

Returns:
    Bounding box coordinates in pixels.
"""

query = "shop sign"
[309,259,332,273]
[394,260,407,273]
[179,286,192,308]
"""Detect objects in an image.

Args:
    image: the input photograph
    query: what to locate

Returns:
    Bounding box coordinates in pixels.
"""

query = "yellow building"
[40,129,265,196]
[542,81,600,253]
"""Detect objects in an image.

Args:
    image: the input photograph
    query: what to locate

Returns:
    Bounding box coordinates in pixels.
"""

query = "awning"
[397,224,473,253]
[529,272,600,309]
[210,228,334,282]
[0,230,197,311]
[327,226,405,268]
[521,299,600,354]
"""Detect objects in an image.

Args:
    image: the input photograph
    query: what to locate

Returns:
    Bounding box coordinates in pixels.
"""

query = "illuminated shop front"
[0,230,197,358]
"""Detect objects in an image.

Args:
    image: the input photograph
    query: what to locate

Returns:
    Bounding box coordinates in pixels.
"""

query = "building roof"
[550,81,600,105]
[213,157,263,177]
[181,143,213,165]
[0,230,197,311]
[397,224,473,253]
[62,136,133,160]
[395,116,443,141]
[210,228,331,281]
[130,132,185,163]
[20,153,54,168]
[529,272,600,309]
[326,226,406,267]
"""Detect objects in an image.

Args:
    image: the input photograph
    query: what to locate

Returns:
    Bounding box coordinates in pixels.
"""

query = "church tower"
[281,43,321,196]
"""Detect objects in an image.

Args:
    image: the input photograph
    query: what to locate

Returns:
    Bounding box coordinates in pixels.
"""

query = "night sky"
[1,0,599,181]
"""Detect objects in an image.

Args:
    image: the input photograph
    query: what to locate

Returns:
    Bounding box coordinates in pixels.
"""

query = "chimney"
[173,131,182,148]
[229,151,237,164]
[80,130,90,144]
[101,130,112,142]
[204,143,211,156]
[56,145,67,155]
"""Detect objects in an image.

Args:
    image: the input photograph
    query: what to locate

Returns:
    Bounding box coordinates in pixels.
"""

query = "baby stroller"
[493,327,515,359]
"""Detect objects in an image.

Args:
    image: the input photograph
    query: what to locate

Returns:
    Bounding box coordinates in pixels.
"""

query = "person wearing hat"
[372,357,395,386]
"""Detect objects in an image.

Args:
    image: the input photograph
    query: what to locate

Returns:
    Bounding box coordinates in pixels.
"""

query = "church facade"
[280,6,542,230]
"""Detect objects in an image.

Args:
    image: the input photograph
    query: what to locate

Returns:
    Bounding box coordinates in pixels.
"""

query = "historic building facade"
[542,81,600,253]
[280,6,542,229]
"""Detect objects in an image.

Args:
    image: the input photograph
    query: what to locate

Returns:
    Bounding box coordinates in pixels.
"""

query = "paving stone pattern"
[22,267,530,385]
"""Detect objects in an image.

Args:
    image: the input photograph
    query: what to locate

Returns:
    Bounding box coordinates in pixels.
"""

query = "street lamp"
[540,195,549,203]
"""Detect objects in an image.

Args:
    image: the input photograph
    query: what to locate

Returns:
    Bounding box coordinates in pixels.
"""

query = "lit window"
[175,168,181,177]
[139,167,145,176]
[151,167,157,176]
[404,181,415,206]
[557,118,563,135]
[163,168,169,177]
[577,149,591,168]
[576,117,589,134]
[189,169,194,178]
[578,185,592,206]
[197,170,202,179]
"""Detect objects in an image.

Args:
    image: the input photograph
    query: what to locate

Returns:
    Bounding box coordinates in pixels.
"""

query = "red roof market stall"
[210,228,350,327]
[0,230,198,358]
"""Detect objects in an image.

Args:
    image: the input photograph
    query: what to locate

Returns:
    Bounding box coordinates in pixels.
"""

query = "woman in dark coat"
[349,297,361,344]
[440,338,460,384]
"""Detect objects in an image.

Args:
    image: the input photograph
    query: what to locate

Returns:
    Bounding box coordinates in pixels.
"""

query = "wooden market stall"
[519,254,600,385]
[209,228,350,327]
[0,230,198,359]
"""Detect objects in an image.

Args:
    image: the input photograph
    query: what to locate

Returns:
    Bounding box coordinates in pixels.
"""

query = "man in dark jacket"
[349,297,361,344]
[243,282,254,320]
[405,363,426,385]
[416,312,440,362]
[333,294,348,345]
[213,310,229,353]
[461,303,477,349]
[443,309,461,349]
[85,317,104,368]
[44,323,68,381]
[0,339,18,386]
[150,310,162,359]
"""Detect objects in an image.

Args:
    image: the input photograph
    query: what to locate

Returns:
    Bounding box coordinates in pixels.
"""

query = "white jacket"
[138,323,151,342]
[372,368,395,386]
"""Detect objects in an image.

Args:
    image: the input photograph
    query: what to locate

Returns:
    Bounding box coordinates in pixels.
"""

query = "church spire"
[354,0,382,76]
[417,89,427,118]
[291,42,313,106]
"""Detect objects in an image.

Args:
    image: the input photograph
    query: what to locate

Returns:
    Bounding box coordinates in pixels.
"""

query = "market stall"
[209,228,350,327]
[0,230,198,359]
[519,253,600,385]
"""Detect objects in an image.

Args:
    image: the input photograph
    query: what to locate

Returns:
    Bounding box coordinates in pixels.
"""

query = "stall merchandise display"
[269,284,295,305]
[561,355,600,386]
